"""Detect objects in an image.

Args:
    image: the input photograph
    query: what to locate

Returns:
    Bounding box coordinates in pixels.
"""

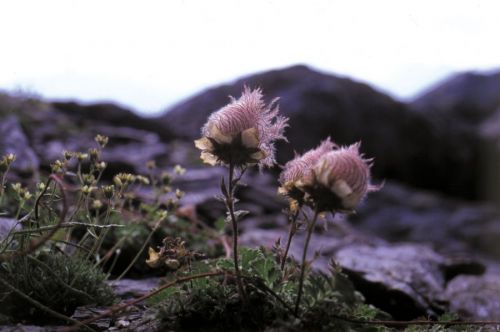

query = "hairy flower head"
[298,143,379,213]
[278,138,337,203]
[194,87,288,168]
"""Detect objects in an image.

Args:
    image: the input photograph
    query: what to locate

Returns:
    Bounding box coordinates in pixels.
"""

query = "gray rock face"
[51,101,174,141]
[335,243,483,320]
[351,181,500,260]
[0,116,39,174]
[446,274,500,320]
[411,70,500,202]
[0,218,20,241]
[412,71,500,125]
[109,278,161,298]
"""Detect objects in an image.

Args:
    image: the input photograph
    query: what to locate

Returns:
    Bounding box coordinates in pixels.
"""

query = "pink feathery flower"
[194,87,288,168]
[278,138,337,203]
[298,143,379,212]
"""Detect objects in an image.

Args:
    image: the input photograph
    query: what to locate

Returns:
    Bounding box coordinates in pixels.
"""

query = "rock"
[241,213,487,320]
[446,274,500,320]
[109,278,160,298]
[411,70,500,202]
[0,325,61,332]
[71,306,111,330]
[51,101,174,141]
[0,116,39,175]
[412,71,500,125]
[33,121,168,177]
[350,181,500,260]
[0,218,20,241]
[334,243,484,320]
[0,94,173,177]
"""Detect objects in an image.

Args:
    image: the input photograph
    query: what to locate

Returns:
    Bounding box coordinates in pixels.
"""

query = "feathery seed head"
[298,143,378,213]
[278,138,337,203]
[194,87,288,168]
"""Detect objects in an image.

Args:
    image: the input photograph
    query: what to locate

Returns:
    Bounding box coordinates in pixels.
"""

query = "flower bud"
[95,134,109,148]
[81,185,96,195]
[96,161,107,172]
[136,175,150,185]
[63,151,73,161]
[174,165,186,175]
[102,185,115,199]
[76,153,88,163]
[92,199,103,209]
[88,148,100,163]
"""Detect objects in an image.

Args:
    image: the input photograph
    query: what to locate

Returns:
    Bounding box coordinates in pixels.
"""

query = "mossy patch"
[0,253,115,323]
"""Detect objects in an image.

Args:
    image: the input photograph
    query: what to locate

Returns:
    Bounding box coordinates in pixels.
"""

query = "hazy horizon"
[1,0,499,114]
[2,64,499,116]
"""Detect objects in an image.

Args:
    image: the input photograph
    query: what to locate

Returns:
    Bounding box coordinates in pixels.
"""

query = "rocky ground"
[1,65,500,329]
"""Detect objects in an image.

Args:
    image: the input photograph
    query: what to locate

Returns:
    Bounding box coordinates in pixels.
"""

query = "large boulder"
[410,70,500,202]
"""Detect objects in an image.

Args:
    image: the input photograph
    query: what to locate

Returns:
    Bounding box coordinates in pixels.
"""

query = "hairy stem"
[294,207,319,315]
[226,161,247,302]
[280,208,300,271]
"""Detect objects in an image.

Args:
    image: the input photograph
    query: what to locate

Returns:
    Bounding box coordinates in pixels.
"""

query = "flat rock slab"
[109,278,161,298]
[334,243,485,320]
[446,274,500,320]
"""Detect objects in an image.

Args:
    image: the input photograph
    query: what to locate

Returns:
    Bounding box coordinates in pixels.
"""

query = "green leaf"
[147,286,181,306]
[216,258,233,271]
[214,217,226,233]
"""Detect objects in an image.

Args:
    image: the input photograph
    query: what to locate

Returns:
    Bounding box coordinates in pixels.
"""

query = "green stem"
[115,214,165,280]
[294,207,320,315]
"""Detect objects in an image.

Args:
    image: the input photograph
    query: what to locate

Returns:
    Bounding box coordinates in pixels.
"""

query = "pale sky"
[1,0,499,114]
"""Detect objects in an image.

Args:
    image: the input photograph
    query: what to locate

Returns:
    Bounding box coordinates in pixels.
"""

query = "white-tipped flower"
[194,87,288,168]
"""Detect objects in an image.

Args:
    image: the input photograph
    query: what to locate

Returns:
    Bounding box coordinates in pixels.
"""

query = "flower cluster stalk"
[294,208,319,315]
[280,209,299,271]
[225,161,247,302]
